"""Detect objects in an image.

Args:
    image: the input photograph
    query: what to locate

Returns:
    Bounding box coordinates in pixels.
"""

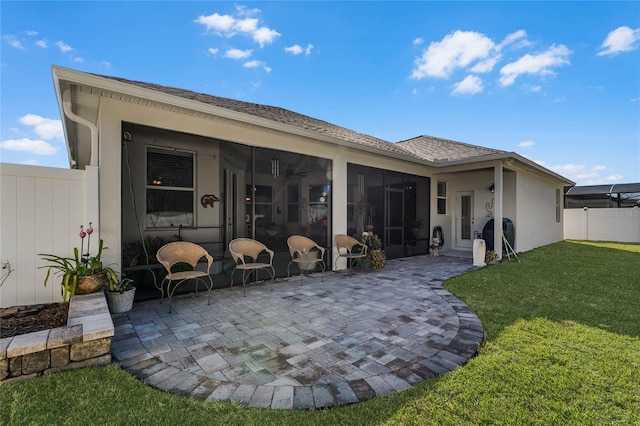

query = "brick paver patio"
[111,255,483,409]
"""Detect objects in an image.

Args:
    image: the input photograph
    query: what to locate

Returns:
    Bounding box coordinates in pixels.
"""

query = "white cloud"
[3,35,25,49]
[0,138,58,155]
[243,60,271,72]
[518,140,535,148]
[208,47,219,55]
[195,13,236,33]
[631,97,640,102]
[253,27,280,47]
[411,29,531,81]
[19,114,63,140]
[72,56,84,63]
[225,48,252,59]
[284,43,313,55]
[597,26,640,56]
[195,9,280,47]
[603,174,624,182]
[499,44,571,86]
[529,85,542,92]
[21,159,39,165]
[244,60,262,68]
[539,162,623,184]
[413,37,423,45]
[26,30,38,36]
[235,17,259,33]
[35,39,48,48]
[411,30,496,79]
[55,41,73,52]
[497,30,530,50]
[470,55,501,73]
[451,75,483,95]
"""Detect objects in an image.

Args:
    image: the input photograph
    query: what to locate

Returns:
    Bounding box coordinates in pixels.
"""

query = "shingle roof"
[96,74,422,160]
[396,135,505,162]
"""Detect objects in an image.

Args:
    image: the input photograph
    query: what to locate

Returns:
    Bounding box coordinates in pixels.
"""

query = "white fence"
[564,207,640,243]
[0,163,89,308]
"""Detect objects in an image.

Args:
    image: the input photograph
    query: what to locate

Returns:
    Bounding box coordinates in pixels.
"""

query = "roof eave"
[434,152,575,185]
[52,66,437,168]
[51,67,76,168]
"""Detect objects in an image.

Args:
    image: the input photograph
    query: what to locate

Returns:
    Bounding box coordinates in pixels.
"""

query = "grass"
[1,240,639,425]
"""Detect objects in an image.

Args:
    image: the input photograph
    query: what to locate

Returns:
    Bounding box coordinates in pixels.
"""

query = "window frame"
[437,180,447,215]
[145,145,196,229]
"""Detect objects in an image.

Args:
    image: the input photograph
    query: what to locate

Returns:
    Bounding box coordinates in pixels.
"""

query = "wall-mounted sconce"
[489,183,495,193]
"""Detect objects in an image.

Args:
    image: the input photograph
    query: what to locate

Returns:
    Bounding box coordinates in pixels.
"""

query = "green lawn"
[2,240,639,425]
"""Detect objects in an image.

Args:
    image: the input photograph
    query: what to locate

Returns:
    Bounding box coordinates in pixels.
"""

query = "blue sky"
[1,1,639,185]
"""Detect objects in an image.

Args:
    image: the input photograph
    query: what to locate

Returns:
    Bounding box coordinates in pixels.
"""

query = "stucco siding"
[515,171,564,252]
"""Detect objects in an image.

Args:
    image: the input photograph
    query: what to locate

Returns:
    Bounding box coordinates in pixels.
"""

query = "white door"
[456,191,474,248]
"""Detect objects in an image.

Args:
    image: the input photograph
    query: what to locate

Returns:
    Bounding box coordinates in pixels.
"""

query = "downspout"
[62,89,99,166]
[61,89,101,242]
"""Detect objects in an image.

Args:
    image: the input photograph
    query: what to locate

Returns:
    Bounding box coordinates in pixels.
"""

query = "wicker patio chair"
[286,235,326,285]
[228,238,275,296]
[334,234,368,277]
[156,241,214,313]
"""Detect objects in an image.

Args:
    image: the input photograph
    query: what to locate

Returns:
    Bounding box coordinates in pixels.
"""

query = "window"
[556,188,561,223]
[437,181,447,215]
[247,184,273,224]
[146,147,195,228]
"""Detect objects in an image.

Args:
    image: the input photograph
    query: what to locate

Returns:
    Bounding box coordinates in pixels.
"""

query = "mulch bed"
[0,302,69,339]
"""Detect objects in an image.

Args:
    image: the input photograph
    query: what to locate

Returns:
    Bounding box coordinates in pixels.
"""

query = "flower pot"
[75,273,108,295]
[105,287,136,313]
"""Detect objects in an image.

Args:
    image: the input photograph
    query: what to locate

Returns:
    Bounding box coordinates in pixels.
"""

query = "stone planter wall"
[0,292,114,383]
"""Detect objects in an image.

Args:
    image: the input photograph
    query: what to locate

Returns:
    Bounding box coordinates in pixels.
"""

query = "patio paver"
[111,255,483,409]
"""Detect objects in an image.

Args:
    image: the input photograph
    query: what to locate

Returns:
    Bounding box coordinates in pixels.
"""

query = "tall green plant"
[40,224,117,301]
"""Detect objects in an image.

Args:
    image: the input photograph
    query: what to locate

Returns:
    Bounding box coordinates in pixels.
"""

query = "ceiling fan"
[285,164,307,180]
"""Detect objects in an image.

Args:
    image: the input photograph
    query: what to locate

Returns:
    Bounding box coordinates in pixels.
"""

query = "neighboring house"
[49,65,573,273]
[565,183,640,208]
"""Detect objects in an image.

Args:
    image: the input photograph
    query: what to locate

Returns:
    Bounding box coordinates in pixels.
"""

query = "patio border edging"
[0,292,114,383]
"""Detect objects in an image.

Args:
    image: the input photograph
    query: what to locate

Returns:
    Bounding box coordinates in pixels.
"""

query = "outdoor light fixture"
[489,184,495,193]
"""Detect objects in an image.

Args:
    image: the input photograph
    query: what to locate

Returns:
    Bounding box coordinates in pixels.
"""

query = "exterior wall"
[0,164,88,308]
[96,97,436,270]
[514,170,564,252]
[564,207,640,242]
[430,169,516,251]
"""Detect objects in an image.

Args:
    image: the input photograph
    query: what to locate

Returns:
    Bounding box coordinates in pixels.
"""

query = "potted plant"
[362,226,386,271]
[40,223,118,301]
[105,277,136,313]
[485,250,498,265]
